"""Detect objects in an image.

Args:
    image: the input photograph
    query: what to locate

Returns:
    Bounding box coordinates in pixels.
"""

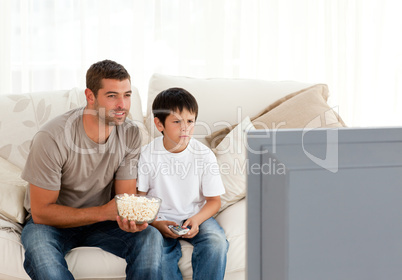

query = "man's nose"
[116,95,126,109]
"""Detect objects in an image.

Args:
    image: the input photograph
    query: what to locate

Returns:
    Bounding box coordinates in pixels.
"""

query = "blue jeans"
[162,217,229,280]
[21,219,163,280]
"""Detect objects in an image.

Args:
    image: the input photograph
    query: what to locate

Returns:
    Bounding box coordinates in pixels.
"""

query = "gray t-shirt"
[22,107,141,213]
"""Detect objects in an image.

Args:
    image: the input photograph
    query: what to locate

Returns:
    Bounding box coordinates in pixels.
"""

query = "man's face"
[156,108,196,153]
[93,78,132,126]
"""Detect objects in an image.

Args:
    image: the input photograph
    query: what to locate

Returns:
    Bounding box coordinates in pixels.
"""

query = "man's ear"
[154,117,164,133]
[84,88,96,105]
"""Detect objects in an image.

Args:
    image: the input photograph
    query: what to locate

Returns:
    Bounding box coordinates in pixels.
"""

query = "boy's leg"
[163,237,183,280]
[186,217,229,280]
[84,221,163,280]
[21,218,79,280]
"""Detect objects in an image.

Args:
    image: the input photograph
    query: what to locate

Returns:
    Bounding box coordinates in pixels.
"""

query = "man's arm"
[114,178,137,195]
[30,184,117,228]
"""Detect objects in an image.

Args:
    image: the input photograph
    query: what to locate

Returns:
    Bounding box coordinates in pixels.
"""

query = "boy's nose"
[181,123,190,131]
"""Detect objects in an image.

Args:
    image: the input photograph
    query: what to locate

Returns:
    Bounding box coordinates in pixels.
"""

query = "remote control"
[168,225,190,235]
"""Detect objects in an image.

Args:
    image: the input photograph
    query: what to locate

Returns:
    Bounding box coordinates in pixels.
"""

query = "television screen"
[247,127,402,280]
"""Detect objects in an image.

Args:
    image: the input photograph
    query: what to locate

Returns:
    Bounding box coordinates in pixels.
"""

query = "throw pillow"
[206,84,345,148]
[214,116,255,213]
[251,84,346,129]
[0,157,28,224]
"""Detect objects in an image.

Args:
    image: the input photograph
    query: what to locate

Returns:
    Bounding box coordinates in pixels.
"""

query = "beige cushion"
[0,90,75,169]
[147,74,312,146]
[251,84,346,129]
[207,84,346,147]
[213,117,255,212]
[125,87,152,146]
[0,157,27,224]
[215,199,246,277]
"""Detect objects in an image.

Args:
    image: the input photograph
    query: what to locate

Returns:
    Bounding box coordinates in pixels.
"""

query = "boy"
[137,87,229,280]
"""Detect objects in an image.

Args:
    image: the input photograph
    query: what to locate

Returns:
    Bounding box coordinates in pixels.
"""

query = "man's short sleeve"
[114,122,142,180]
[21,131,63,190]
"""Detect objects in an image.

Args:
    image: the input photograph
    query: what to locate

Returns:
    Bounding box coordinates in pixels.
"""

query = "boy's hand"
[181,217,199,239]
[152,220,181,239]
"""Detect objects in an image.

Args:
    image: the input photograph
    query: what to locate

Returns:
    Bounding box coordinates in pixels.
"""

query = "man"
[20,59,163,279]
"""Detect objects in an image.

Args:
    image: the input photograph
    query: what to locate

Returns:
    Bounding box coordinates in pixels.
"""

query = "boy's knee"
[206,232,229,253]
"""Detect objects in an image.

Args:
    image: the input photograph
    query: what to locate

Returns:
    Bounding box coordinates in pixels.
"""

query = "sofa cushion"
[66,247,126,280]
[0,222,28,280]
[251,84,346,130]
[213,117,255,212]
[124,87,152,146]
[215,199,246,276]
[0,90,75,169]
[146,74,312,146]
[0,157,27,224]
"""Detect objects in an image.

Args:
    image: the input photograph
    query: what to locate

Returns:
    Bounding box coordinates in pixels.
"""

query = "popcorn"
[115,193,161,223]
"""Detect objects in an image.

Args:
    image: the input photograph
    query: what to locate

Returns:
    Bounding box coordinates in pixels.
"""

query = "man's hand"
[116,216,148,232]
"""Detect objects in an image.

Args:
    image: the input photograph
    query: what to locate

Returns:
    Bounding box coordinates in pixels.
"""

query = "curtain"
[1,0,402,127]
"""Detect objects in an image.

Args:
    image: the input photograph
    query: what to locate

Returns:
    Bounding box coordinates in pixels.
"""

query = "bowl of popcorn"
[115,193,162,224]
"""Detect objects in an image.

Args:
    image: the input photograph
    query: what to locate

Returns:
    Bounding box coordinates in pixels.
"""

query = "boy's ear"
[154,117,165,133]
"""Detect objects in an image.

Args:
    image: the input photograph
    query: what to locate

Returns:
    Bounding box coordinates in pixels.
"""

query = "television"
[246,127,402,280]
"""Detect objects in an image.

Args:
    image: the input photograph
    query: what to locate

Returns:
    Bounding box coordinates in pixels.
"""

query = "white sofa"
[0,73,345,280]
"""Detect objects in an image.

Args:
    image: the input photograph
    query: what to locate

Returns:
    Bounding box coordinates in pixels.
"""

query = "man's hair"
[152,87,198,126]
[86,59,130,97]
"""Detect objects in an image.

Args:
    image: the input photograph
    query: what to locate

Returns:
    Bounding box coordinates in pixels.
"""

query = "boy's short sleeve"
[201,151,225,197]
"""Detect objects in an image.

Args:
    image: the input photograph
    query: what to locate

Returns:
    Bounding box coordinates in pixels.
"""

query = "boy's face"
[154,108,196,153]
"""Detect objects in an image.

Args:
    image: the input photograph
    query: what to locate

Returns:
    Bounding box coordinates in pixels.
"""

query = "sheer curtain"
[1,0,402,126]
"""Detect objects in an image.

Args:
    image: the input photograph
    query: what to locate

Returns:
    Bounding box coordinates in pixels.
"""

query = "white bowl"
[115,193,162,224]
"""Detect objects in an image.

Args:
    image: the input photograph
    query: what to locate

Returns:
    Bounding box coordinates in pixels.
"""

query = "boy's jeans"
[21,219,163,280]
[163,217,229,280]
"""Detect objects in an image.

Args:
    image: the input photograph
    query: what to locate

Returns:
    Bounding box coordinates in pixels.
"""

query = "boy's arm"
[182,195,221,239]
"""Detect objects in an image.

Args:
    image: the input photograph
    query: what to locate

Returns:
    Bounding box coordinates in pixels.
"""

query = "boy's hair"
[86,59,130,97]
[152,87,199,127]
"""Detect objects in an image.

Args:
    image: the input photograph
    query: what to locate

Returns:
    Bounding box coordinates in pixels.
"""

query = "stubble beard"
[94,103,127,127]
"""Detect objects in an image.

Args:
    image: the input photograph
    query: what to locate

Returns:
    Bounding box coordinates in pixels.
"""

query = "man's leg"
[21,218,79,280]
[85,221,163,280]
[186,217,229,280]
